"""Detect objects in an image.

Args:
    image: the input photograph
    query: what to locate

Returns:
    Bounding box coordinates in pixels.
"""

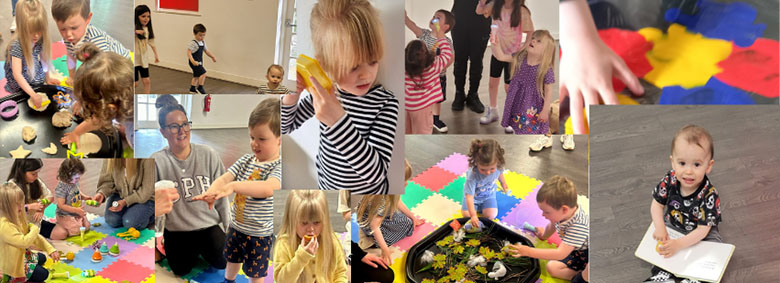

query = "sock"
[433,115,440,122]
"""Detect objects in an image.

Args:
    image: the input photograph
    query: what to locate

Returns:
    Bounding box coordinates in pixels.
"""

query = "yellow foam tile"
[502,171,542,200]
[390,251,408,283]
[411,194,462,227]
[84,276,113,283]
[140,274,155,283]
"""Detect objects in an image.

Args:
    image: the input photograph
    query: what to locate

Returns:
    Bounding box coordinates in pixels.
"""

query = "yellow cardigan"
[0,218,56,278]
[273,233,348,283]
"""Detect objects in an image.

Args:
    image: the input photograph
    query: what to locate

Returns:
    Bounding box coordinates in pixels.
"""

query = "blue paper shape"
[660,77,755,104]
[666,0,765,47]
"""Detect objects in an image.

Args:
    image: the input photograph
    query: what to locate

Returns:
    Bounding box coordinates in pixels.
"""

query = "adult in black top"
[450,0,490,113]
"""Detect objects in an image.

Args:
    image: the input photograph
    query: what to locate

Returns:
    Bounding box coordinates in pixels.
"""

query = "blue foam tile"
[660,77,754,105]
[495,190,521,221]
[191,267,250,283]
[89,216,119,235]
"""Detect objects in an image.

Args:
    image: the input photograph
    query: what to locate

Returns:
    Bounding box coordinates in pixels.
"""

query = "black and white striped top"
[281,85,398,194]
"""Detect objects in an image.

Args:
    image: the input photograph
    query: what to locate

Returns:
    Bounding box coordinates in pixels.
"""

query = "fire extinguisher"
[203,94,211,112]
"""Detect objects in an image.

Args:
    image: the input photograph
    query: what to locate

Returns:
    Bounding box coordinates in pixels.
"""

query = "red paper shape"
[449,219,462,231]
[410,166,459,193]
[598,28,654,92]
[716,38,779,98]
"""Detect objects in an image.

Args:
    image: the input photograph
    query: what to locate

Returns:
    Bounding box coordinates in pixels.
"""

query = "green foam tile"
[400,181,433,210]
[437,176,466,204]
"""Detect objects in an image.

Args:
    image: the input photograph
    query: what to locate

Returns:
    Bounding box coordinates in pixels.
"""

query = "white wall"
[404,0,559,42]
[136,0,282,87]
[283,0,405,193]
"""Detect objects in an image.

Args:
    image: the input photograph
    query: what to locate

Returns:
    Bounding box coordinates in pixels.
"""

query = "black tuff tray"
[0,85,76,158]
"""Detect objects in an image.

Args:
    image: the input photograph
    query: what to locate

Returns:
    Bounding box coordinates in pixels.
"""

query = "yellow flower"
[466,239,481,247]
[475,265,488,274]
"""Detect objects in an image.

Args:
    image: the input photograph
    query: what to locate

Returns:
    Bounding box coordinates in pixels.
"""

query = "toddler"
[50,158,91,240]
[256,64,290,94]
[134,4,160,94]
[273,190,348,283]
[461,139,509,228]
[282,0,398,194]
[357,194,422,265]
[187,23,217,94]
[508,175,589,283]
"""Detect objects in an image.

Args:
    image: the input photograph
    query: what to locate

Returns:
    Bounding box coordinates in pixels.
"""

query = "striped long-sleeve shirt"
[281,85,398,194]
[405,38,452,111]
[66,24,131,60]
[556,206,589,250]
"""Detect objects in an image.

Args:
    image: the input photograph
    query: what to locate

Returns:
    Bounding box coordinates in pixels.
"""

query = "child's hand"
[135,29,145,35]
[73,207,86,217]
[309,75,346,127]
[659,239,682,258]
[534,226,546,239]
[301,235,319,255]
[50,251,61,262]
[30,93,43,109]
[80,194,92,201]
[154,55,160,63]
[61,132,80,148]
[380,247,393,265]
[508,243,529,257]
[66,77,73,86]
[412,216,424,227]
[47,77,61,86]
[470,215,480,229]
[539,107,550,123]
[193,184,233,210]
[28,202,43,212]
[108,199,126,212]
[32,211,43,223]
[652,228,669,242]
[211,56,217,63]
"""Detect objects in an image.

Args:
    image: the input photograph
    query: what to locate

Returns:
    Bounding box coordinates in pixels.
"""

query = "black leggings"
[163,225,227,276]
[28,252,49,282]
[452,29,490,94]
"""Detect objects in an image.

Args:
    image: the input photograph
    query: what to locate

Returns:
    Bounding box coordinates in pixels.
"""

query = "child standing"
[273,190,348,283]
[645,125,721,282]
[194,98,282,283]
[4,0,58,109]
[0,182,59,282]
[6,159,51,224]
[187,24,217,94]
[405,9,456,133]
[357,194,423,265]
[282,0,398,194]
[134,4,159,94]
[51,0,130,85]
[477,0,534,131]
[60,43,134,157]
[256,64,290,94]
[50,159,91,240]
[461,139,509,228]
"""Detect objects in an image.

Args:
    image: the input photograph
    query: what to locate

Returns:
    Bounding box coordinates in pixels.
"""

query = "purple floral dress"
[501,58,555,134]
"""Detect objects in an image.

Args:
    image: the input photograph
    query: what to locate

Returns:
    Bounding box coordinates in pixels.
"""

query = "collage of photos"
[0,0,777,283]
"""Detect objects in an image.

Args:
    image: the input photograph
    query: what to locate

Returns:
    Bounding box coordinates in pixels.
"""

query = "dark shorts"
[189,62,206,77]
[223,228,272,278]
[489,55,512,85]
[135,66,149,81]
[561,249,588,272]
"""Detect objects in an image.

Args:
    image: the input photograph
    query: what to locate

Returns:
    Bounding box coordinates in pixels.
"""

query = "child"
[59,43,134,157]
[477,0,534,132]
[461,139,509,228]
[6,159,51,224]
[4,0,58,109]
[193,98,282,283]
[51,0,130,86]
[508,175,589,283]
[134,4,159,94]
[405,9,455,133]
[256,64,290,94]
[357,195,423,265]
[273,190,348,283]
[187,23,217,94]
[50,158,91,240]
[645,125,721,282]
[0,182,59,282]
[282,0,398,194]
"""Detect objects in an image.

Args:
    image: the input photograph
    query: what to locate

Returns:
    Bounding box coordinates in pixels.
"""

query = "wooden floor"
[405,134,589,196]
[141,65,257,94]
[134,128,247,169]
[589,105,780,282]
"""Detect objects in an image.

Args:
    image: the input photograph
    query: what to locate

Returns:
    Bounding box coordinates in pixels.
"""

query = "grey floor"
[405,134,589,196]
[134,128,247,171]
[589,105,780,282]
[142,65,258,94]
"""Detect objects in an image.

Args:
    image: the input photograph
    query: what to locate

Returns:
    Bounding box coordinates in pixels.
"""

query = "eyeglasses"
[165,121,192,134]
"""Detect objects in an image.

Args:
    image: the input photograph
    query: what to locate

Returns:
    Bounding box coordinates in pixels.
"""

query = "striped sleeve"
[281,92,315,134]
[227,154,252,179]
[560,209,589,249]
[430,38,453,75]
[268,160,282,181]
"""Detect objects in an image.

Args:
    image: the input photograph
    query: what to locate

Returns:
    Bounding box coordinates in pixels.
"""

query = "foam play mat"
[353,153,589,283]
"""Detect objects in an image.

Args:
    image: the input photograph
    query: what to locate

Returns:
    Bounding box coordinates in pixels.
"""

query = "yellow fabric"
[273,233,348,283]
[0,218,56,277]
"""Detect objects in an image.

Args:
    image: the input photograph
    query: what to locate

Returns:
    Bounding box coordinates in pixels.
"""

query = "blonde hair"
[536,175,577,210]
[106,159,145,179]
[511,30,555,98]
[279,190,339,283]
[7,0,52,79]
[672,125,714,159]
[0,182,29,234]
[310,0,384,82]
[357,195,400,229]
[73,43,134,131]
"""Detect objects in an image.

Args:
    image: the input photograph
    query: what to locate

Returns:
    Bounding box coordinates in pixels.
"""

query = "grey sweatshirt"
[151,143,230,232]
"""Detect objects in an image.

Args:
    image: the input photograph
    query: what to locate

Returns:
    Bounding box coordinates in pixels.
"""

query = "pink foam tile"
[121,246,154,270]
[410,166,459,193]
[97,259,154,283]
[435,152,470,176]
[392,220,435,252]
[99,236,140,258]
[52,41,67,59]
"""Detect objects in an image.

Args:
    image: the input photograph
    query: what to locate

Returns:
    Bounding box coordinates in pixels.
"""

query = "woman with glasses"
[150,103,229,276]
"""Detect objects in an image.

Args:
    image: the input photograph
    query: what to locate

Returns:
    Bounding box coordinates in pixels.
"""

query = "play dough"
[9,145,31,158]
[27,92,51,111]
[22,126,36,142]
[52,109,73,127]
[41,143,58,155]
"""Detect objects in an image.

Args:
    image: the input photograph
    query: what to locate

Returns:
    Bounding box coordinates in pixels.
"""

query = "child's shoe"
[644,266,677,283]
[570,271,587,283]
[529,135,552,152]
[189,85,197,94]
[433,117,448,133]
[197,86,207,94]
[504,126,514,134]
[10,16,16,33]
[561,135,575,150]
[479,107,498,124]
[680,279,700,283]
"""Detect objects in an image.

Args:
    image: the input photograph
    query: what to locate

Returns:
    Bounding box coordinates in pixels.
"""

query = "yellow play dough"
[640,24,733,89]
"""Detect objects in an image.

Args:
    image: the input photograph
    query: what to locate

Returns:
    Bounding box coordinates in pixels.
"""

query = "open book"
[635,224,735,282]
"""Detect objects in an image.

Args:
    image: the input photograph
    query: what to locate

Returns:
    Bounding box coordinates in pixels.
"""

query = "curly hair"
[57,159,85,183]
[468,139,506,170]
[73,43,134,133]
[536,175,577,210]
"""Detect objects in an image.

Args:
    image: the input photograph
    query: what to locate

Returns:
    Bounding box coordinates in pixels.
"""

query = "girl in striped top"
[282,0,399,195]
[404,30,453,134]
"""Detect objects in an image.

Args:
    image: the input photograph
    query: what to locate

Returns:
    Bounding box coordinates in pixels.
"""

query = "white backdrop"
[282,0,405,193]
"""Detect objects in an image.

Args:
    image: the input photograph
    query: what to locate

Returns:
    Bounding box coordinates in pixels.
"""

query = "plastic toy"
[39,198,50,206]
[464,221,485,233]
[91,250,102,263]
[656,241,663,253]
[85,200,99,206]
[431,18,440,32]
[522,222,537,233]
[79,227,86,242]
[99,243,109,255]
[117,227,140,240]
[0,100,18,119]
[49,271,69,279]
[65,252,75,261]
[109,243,120,257]
[296,54,333,92]
[112,201,119,208]
[81,269,96,278]
[92,222,101,227]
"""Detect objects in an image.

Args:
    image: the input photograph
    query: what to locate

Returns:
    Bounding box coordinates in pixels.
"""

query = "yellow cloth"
[0,218,56,278]
[273,233,348,283]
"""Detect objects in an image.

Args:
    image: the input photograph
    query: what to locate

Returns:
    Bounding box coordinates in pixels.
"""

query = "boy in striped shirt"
[509,175,589,283]
[194,97,281,283]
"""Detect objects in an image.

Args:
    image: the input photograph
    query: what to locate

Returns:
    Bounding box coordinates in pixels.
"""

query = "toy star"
[10,145,31,158]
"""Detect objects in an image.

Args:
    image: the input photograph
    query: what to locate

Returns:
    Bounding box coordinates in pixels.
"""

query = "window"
[276,0,298,83]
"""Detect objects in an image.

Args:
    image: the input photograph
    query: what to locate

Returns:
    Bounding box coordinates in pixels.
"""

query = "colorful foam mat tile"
[411,166,459,193]
[390,250,409,283]
[401,181,435,210]
[190,267,251,283]
[410,193,462,227]
[87,217,119,235]
[98,259,154,283]
[70,246,121,274]
[65,230,108,248]
[46,261,82,283]
[535,241,570,283]
[392,220,436,252]
[116,244,153,270]
[434,152,470,176]
[495,190,522,221]
[503,170,543,200]
[436,175,466,204]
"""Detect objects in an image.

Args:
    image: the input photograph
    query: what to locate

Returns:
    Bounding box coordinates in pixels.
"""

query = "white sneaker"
[479,107,498,124]
[529,136,552,152]
[561,135,575,150]
[504,126,514,133]
[680,279,700,283]
[10,16,16,33]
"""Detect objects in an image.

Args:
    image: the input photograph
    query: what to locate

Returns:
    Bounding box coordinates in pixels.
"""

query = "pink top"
[405,38,453,111]
[492,5,525,55]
